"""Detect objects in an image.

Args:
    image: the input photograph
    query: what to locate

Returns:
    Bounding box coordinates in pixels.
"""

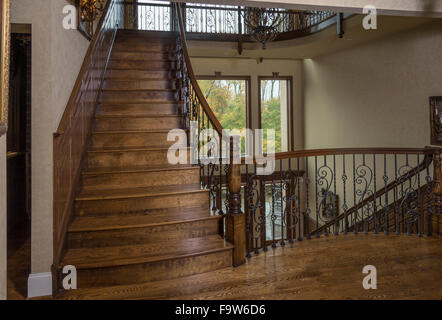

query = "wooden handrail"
[310,152,436,236]
[241,147,441,164]
[55,0,113,135]
[174,3,223,136]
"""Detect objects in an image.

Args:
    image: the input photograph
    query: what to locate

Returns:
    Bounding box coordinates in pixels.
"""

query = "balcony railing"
[124,1,336,42]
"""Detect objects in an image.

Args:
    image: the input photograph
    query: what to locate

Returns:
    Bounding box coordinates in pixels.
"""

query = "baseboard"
[28,272,52,298]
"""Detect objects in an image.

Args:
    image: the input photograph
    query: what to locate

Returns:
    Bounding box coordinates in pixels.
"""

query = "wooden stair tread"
[69,207,217,232]
[87,146,184,152]
[95,114,182,119]
[77,184,207,201]
[93,129,185,134]
[102,88,178,92]
[110,59,176,63]
[98,101,184,106]
[62,235,232,269]
[104,77,177,81]
[106,67,178,71]
[84,164,197,175]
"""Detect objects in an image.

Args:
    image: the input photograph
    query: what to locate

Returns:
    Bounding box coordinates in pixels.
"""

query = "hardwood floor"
[56,234,442,300]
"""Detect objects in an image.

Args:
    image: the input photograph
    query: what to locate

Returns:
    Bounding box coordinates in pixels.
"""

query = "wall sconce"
[78,0,105,39]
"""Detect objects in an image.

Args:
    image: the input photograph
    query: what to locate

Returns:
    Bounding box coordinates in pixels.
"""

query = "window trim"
[258,75,294,152]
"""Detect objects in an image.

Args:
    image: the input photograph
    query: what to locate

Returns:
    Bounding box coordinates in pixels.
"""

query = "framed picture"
[430,96,442,146]
[0,0,10,137]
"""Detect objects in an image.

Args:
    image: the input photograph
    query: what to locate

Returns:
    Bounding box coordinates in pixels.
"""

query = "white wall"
[303,20,442,149]
[11,0,89,281]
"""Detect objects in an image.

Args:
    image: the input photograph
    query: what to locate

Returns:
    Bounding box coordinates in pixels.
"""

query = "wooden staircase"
[59,30,233,290]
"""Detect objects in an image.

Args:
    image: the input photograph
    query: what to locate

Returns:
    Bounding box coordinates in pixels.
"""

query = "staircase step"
[105,69,177,79]
[95,114,183,131]
[87,146,191,167]
[103,79,177,90]
[91,129,186,149]
[108,59,178,70]
[70,207,213,232]
[75,184,209,216]
[97,102,183,116]
[113,41,176,52]
[61,235,233,288]
[67,210,221,248]
[81,164,200,190]
[100,89,178,103]
[111,50,177,61]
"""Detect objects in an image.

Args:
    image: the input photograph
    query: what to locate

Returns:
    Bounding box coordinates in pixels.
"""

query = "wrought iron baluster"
[305,157,311,240]
[342,154,348,235]
[426,155,432,236]
[261,174,268,251]
[394,154,399,235]
[245,164,251,257]
[352,154,358,234]
[314,156,319,238]
[280,159,285,245]
[383,154,389,235]
[417,154,422,237]
[373,154,378,234]
[297,157,302,241]
[333,155,338,235]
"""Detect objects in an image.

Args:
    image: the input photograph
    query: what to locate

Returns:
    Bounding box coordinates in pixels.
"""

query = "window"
[198,77,251,155]
[259,77,292,153]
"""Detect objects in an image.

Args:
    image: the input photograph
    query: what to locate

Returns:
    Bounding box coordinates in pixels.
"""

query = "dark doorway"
[7,26,31,299]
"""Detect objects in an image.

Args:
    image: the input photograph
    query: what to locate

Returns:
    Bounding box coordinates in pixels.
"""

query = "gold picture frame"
[0,0,10,137]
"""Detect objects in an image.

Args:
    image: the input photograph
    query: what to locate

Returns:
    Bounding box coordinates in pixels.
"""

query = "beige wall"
[0,135,6,300]
[11,0,89,275]
[190,57,304,150]
[303,20,442,149]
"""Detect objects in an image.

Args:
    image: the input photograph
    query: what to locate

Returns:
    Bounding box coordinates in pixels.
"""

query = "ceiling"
[188,15,440,60]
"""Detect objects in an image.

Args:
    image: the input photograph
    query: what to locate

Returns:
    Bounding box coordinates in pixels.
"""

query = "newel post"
[432,151,441,235]
[225,136,246,267]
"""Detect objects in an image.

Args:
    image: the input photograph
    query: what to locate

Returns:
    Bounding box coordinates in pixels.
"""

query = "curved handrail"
[55,0,114,135]
[174,3,223,136]
[240,147,441,163]
[309,151,436,236]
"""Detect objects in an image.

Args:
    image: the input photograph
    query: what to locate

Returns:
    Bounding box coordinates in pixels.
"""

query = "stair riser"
[91,132,182,149]
[95,117,183,131]
[88,149,190,167]
[113,42,176,52]
[97,103,182,116]
[111,51,177,61]
[70,250,232,288]
[67,219,220,248]
[106,69,177,79]
[103,79,177,90]
[100,91,178,103]
[108,60,177,70]
[81,168,200,190]
[75,192,209,216]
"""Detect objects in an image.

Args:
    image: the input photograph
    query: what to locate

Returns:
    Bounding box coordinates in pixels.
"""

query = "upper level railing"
[125,1,336,42]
